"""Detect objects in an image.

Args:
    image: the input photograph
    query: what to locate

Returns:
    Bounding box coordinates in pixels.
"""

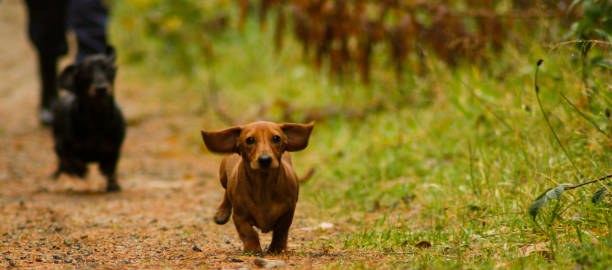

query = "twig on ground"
[564,174,612,190]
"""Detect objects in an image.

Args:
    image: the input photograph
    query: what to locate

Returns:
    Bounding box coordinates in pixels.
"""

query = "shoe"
[40,108,54,126]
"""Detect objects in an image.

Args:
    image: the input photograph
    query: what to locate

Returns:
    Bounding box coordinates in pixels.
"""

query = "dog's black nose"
[258,155,272,168]
[95,84,109,95]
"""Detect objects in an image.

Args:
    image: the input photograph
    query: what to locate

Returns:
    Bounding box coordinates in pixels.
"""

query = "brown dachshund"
[201,121,314,254]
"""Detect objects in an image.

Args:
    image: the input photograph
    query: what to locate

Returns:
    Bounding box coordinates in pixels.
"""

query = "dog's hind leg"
[51,159,63,179]
[51,169,62,180]
[52,157,86,179]
[214,191,232,224]
[62,160,88,178]
[213,160,232,224]
[71,159,88,178]
[100,155,120,192]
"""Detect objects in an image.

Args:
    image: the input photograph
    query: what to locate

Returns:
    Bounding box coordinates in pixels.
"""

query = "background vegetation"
[111,0,611,268]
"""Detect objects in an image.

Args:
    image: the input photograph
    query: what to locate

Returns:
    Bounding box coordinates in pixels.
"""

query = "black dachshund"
[51,47,125,192]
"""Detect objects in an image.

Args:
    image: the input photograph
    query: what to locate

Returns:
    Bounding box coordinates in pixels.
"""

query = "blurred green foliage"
[112,0,233,74]
[563,0,612,90]
[566,0,612,42]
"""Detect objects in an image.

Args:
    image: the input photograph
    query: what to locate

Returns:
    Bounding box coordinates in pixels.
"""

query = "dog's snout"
[258,155,273,168]
[94,84,109,95]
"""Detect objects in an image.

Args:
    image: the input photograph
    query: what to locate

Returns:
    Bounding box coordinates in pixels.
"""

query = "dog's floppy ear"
[201,126,242,153]
[281,122,314,151]
[105,46,116,63]
[58,65,78,91]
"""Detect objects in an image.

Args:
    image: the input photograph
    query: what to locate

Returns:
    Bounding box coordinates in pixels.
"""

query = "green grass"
[111,2,612,268]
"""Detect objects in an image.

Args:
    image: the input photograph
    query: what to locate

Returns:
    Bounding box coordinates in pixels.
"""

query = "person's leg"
[24,0,69,124]
[37,53,58,123]
[68,0,109,62]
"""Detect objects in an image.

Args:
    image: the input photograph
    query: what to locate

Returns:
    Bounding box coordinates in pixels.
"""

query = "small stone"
[253,258,286,268]
[192,245,202,252]
[230,257,244,262]
[318,222,334,230]
[5,257,16,267]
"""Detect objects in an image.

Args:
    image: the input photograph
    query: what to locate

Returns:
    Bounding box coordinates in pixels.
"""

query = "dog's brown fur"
[201,121,314,254]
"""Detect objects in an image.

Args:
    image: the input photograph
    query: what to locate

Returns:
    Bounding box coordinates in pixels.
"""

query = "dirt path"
[0,1,347,268]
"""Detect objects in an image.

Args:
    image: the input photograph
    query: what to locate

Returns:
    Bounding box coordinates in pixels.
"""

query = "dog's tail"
[298,167,316,184]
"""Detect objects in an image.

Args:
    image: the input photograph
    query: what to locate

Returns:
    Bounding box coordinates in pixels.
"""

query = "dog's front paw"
[243,244,263,254]
[266,246,286,254]
[50,170,61,180]
[105,182,121,193]
[213,208,231,224]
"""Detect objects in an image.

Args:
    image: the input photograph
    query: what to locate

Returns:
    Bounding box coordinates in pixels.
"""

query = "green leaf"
[583,0,603,19]
[592,183,612,204]
[528,184,571,219]
[591,57,612,70]
[593,29,611,41]
[563,22,580,40]
[529,190,550,219]
[602,19,612,34]
[546,185,567,200]
[568,0,583,13]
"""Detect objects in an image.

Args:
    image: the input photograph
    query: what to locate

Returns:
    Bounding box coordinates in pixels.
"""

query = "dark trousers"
[24,0,109,109]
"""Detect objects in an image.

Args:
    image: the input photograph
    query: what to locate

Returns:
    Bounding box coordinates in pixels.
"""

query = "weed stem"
[534,59,584,178]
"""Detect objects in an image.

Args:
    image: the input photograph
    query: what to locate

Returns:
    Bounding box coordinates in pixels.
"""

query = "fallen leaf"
[520,242,548,257]
[415,241,432,249]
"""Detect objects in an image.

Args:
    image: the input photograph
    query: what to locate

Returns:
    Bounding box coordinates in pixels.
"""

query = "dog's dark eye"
[272,135,281,143]
[246,137,256,145]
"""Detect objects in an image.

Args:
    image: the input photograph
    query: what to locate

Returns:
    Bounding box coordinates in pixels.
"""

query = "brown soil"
[0,1,361,268]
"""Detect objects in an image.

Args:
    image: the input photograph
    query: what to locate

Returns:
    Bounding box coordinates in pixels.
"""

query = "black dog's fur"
[51,47,126,192]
